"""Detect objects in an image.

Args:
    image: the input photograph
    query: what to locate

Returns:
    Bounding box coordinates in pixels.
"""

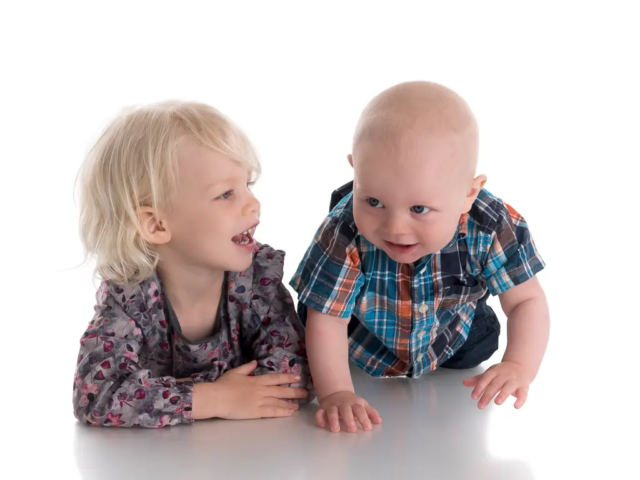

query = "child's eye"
[367,198,384,208]
[411,205,430,214]
[247,181,256,188]
[217,190,234,200]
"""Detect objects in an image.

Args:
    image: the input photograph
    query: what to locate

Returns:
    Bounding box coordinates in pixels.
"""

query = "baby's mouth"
[384,240,418,254]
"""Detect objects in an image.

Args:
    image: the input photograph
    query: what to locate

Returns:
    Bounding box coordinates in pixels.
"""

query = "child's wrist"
[192,382,224,420]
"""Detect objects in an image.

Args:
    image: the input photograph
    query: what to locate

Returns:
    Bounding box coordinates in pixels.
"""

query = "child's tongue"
[232,231,253,244]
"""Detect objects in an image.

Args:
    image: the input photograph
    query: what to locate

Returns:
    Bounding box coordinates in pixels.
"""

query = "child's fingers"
[352,404,372,431]
[494,381,517,405]
[259,406,297,418]
[365,405,382,424]
[478,378,504,409]
[339,404,357,433]
[256,373,302,386]
[228,360,257,375]
[514,387,529,409]
[267,386,309,399]
[471,371,497,400]
[327,406,341,433]
[315,408,328,428]
[263,397,299,410]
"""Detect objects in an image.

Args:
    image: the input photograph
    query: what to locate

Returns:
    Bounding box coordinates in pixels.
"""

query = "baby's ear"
[137,207,172,245]
[347,154,354,168]
[462,175,487,212]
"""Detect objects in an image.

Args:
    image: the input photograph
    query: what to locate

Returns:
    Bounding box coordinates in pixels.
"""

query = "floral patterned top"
[73,244,314,428]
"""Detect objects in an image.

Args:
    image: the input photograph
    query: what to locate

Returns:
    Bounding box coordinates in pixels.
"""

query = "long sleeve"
[73,281,193,428]
[242,245,315,403]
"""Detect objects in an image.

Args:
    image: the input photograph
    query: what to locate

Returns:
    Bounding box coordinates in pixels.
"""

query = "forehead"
[353,137,467,204]
[176,141,247,186]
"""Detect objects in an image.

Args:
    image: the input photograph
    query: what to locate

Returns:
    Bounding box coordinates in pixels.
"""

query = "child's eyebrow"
[204,178,234,191]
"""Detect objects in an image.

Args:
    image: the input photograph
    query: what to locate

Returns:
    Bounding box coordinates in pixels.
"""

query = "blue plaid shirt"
[290,187,545,377]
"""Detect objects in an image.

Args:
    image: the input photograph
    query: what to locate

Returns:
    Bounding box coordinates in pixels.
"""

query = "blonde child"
[74,101,313,428]
[291,81,549,433]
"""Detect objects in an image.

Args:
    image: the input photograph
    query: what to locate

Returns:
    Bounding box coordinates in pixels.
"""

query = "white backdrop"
[1,1,638,478]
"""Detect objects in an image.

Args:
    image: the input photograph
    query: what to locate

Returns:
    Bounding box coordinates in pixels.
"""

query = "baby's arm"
[463,200,548,409]
[464,277,549,409]
[306,308,381,432]
[499,276,549,381]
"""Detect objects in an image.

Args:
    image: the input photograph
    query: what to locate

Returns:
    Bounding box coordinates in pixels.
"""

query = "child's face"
[351,134,472,264]
[163,142,260,272]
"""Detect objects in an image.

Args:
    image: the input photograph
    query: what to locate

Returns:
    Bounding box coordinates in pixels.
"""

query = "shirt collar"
[413,213,468,270]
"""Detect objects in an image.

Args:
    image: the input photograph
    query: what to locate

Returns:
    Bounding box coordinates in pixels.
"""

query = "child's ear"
[138,207,171,245]
[462,174,487,212]
[347,154,354,168]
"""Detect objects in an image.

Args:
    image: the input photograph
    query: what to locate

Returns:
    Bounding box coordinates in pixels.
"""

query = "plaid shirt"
[290,187,545,377]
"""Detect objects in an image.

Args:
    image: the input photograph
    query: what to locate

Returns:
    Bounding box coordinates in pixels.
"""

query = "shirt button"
[417,330,426,339]
[419,303,429,314]
[416,353,424,362]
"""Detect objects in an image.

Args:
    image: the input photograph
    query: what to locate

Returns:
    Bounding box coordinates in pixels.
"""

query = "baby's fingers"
[352,404,372,431]
[478,377,504,409]
[462,375,480,388]
[365,405,382,424]
[514,387,529,409]
[494,381,517,406]
[327,406,341,433]
[339,404,357,433]
[471,371,497,401]
[315,408,328,428]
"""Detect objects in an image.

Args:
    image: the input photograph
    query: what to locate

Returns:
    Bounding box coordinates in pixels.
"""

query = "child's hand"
[463,360,533,409]
[317,391,382,433]
[194,360,308,420]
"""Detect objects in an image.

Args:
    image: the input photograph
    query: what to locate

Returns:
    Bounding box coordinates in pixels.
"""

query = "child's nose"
[242,193,260,217]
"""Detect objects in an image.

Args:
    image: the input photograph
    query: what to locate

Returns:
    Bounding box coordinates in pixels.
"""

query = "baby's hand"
[317,391,382,433]
[463,361,534,409]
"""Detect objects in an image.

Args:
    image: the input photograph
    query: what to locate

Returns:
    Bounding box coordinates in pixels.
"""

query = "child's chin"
[228,256,254,272]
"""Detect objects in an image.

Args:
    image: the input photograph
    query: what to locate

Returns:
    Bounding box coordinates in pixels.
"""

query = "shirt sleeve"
[482,202,546,296]
[245,246,315,403]
[289,214,364,319]
[72,282,193,428]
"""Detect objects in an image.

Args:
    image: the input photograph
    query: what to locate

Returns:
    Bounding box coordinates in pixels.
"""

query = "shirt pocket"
[437,275,487,312]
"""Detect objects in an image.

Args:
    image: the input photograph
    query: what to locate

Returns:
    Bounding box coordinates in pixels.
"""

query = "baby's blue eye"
[367,198,384,208]
[218,190,234,200]
[411,205,430,214]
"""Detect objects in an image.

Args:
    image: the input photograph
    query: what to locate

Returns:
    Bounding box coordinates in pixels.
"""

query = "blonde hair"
[78,101,261,285]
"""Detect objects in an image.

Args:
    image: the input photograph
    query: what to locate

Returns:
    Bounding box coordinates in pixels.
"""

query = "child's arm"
[306,308,381,433]
[73,300,194,428]
[244,279,315,403]
[74,288,304,427]
[241,245,315,402]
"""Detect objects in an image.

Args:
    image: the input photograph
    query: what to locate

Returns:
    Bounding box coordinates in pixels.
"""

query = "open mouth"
[232,225,258,246]
[384,241,418,254]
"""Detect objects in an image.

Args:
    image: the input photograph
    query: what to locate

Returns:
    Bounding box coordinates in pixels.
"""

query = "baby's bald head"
[348,82,487,263]
[352,81,479,182]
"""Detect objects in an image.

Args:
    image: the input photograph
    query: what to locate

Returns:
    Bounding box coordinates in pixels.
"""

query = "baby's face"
[351,135,471,264]
[164,142,261,272]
